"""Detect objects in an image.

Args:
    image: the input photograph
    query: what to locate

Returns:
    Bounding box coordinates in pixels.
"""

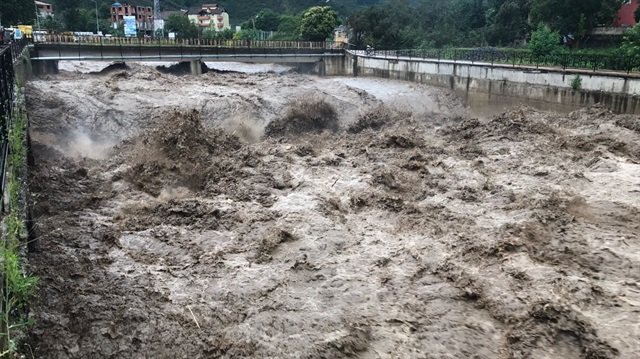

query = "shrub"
[528,23,562,57]
[571,75,582,91]
[622,23,640,58]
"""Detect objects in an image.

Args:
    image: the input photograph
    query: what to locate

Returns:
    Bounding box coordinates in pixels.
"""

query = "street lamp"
[91,0,99,35]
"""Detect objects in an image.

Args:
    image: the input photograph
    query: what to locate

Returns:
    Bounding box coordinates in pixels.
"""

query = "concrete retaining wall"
[322,53,640,114]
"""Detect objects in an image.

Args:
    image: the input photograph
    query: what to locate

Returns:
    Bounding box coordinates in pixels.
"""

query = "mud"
[264,96,339,137]
[24,62,640,358]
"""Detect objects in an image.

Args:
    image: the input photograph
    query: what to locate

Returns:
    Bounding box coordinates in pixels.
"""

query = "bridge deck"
[31,42,343,62]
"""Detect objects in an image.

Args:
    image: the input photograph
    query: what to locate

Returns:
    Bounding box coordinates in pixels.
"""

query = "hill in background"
[50,0,383,24]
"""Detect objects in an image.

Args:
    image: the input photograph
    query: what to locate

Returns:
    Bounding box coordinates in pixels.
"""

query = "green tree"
[60,8,93,31]
[254,9,280,31]
[0,0,35,25]
[277,14,301,34]
[164,13,198,38]
[299,6,338,41]
[622,23,640,58]
[530,0,620,36]
[528,23,562,56]
[486,0,530,46]
[40,15,64,32]
[348,3,406,48]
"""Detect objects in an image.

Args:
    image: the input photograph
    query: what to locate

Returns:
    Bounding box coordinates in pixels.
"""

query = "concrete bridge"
[30,38,343,75]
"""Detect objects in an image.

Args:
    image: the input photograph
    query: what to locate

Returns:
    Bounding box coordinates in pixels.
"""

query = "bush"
[233,29,258,40]
[528,23,562,57]
[203,29,234,40]
[570,75,582,91]
[622,23,640,58]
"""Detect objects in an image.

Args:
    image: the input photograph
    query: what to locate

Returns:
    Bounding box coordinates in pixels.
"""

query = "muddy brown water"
[23,62,640,358]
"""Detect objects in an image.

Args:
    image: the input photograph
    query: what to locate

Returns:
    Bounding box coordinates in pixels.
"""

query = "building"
[187,4,230,32]
[614,0,639,27]
[334,25,348,45]
[111,3,154,32]
[588,0,638,47]
[35,1,54,17]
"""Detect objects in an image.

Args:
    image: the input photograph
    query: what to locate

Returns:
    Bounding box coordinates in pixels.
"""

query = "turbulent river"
[24,61,640,358]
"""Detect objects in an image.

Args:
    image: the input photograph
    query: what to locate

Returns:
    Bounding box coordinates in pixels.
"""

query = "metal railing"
[0,37,29,63]
[353,47,640,73]
[0,44,16,212]
[34,35,339,49]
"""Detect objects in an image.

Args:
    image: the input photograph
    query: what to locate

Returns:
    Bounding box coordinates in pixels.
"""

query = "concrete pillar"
[190,59,203,75]
[353,55,359,77]
[32,60,59,76]
[316,59,326,77]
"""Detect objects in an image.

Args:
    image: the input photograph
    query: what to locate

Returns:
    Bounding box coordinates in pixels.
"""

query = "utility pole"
[91,0,99,35]
[154,0,162,37]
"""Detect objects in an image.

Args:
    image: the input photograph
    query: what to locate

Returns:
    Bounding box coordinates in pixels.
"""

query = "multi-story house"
[187,4,230,32]
[111,3,154,33]
[35,1,54,17]
[614,0,639,27]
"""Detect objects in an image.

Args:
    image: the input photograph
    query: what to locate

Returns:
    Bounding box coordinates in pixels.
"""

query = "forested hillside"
[348,0,622,48]
[3,0,629,50]
[48,0,382,23]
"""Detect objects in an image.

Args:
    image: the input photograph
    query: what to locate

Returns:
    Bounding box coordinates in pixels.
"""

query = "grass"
[0,87,38,357]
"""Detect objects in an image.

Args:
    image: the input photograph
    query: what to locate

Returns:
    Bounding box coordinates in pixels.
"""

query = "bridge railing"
[35,35,338,49]
[356,48,640,73]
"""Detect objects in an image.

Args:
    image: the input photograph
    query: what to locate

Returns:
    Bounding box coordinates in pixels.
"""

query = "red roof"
[614,0,638,27]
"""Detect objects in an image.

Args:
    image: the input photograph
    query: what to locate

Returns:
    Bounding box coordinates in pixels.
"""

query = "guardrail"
[7,38,28,63]
[353,47,640,73]
[34,35,340,49]
[0,44,16,212]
